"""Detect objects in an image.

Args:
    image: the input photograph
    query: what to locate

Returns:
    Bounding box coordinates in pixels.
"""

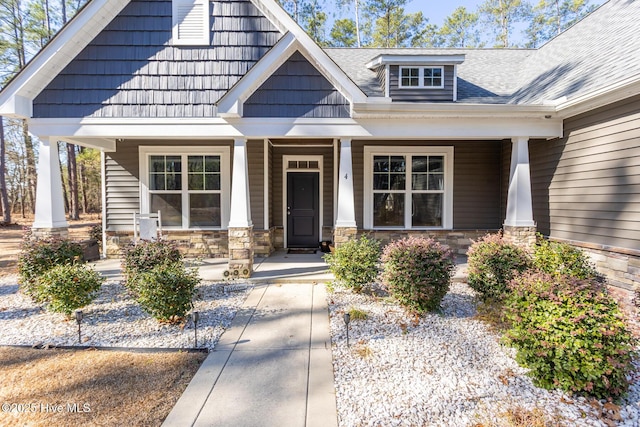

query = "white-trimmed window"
[364,146,453,229]
[399,66,444,89]
[172,0,209,45]
[140,147,230,229]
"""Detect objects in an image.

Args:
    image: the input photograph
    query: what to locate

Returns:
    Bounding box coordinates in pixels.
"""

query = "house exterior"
[0,0,638,287]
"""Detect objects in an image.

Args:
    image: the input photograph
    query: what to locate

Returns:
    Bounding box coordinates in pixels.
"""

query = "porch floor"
[92,250,468,284]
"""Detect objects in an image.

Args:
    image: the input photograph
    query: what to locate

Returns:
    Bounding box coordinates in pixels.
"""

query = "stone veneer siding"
[551,238,640,292]
[502,225,537,250]
[105,230,229,257]
[227,227,254,278]
[360,229,499,255]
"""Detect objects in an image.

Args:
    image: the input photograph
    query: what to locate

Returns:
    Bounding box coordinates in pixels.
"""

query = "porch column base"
[333,227,357,248]
[502,224,537,250]
[31,227,69,239]
[227,226,254,278]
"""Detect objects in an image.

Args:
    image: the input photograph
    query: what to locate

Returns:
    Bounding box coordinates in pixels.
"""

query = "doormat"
[287,248,317,254]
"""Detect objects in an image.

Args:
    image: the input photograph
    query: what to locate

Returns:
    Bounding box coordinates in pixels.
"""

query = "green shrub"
[467,233,530,301]
[18,237,84,302]
[504,271,635,399]
[134,262,200,322]
[533,238,601,280]
[35,263,104,317]
[379,236,455,314]
[324,235,381,292]
[121,240,182,295]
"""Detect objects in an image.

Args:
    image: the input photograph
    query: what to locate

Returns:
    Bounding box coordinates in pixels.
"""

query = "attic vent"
[173,0,209,45]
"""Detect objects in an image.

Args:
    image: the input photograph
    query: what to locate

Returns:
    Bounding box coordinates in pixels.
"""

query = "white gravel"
[0,274,249,350]
[328,282,640,427]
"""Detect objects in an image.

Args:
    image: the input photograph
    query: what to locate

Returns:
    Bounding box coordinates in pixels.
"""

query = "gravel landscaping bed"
[328,282,640,427]
[0,274,250,350]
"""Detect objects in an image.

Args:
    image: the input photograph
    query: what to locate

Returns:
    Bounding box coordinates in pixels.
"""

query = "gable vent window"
[399,66,443,89]
[173,0,209,45]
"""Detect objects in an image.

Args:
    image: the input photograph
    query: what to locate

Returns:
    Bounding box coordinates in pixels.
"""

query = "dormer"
[366,54,465,102]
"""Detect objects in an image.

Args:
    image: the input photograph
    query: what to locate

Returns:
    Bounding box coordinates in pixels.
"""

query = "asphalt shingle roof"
[325,0,640,105]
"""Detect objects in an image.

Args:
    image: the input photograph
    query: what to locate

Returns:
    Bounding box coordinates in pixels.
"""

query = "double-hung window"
[399,66,444,89]
[364,146,453,229]
[140,147,230,229]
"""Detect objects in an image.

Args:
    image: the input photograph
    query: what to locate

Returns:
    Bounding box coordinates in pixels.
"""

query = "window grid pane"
[149,154,223,229]
[372,153,446,229]
[423,67,443,87]
[401,67,419,87]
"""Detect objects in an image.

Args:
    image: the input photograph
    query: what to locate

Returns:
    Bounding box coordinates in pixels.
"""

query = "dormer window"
[399,66,443,89]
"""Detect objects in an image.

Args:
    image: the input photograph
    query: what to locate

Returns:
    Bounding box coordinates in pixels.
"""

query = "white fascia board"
[366,54,466,69]
[0,95,32,118]
[356,117,562,139]
[250,0,367,104]
[29,114,562,140]
[218,32,299,116]
[0,0,130,117]
[554,73,640,119]
[354,101,558,119]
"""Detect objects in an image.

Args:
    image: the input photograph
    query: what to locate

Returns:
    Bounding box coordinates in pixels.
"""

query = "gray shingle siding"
[244,51,350,118]
[33,0,281,118]
[388,65,455,102]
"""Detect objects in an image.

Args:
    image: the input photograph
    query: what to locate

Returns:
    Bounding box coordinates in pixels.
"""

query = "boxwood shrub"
[379,236,455,313]
[134,262,200,322]
[324,235,381,292]
[18,237,84,302]
[35,263,104,317]
[121,240,182,295]
[504,271,635,399]
[467,233,530,301]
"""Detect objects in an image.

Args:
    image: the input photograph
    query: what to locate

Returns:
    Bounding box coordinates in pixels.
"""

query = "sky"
[327,0,607,45]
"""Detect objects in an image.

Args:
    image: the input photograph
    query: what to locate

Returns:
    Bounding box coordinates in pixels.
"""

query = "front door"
[287,172,320,248]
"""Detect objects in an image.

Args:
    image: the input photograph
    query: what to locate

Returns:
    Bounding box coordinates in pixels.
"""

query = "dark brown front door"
[287,172,319,248]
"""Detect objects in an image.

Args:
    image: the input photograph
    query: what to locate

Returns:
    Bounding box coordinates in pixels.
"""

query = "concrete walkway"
[162,281,337,427]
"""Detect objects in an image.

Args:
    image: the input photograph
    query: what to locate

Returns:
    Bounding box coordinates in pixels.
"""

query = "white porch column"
[334,138,357,246]
[504,136,536,247]
[228,138,252,228]
[505,137,535,227]
[227,138,253,278]
[33,137,68,235]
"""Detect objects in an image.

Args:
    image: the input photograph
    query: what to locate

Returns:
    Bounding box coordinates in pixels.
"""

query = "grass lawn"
[0,346,206,426]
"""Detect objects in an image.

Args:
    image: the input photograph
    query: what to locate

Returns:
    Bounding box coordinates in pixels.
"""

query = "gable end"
[32,0,282,119]
[243,51,350,118]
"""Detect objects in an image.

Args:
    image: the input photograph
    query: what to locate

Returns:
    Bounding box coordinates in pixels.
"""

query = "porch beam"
[228,138,253,228]
[335,138,356,228]
[504,136,535,227]
[33,137,68,232]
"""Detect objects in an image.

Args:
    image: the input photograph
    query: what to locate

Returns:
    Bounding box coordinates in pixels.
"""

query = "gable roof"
[328,0,640,114]
[0,0,366,119]
[1,0,638,122]
[513,0,640,105]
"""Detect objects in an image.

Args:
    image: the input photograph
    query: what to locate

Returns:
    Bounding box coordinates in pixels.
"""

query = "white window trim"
[363,146,453,230]
[139,146,230,230]
[172,0,210,46]
[398,66,445,89]
[282,155,323,249]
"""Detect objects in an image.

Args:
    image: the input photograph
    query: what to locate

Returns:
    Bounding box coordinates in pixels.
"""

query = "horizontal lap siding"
[530,95,640,250]
[352,140,503,230]
[388,65,455,102]
[33,0,281,118]
[105,140,234,231]
[247,140,264,229]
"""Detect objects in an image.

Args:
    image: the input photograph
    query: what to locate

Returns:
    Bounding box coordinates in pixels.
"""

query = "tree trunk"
[22,121,36,214]
[0,119,11,224]
[67,143,80,220]
[78,147,89,214]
